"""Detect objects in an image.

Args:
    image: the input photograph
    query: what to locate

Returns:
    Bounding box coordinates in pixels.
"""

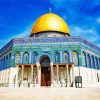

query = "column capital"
[66,64,68,67]
[36,63,40,70]
[31,64,34,67]
[72,64,74,68]
[56,64,59,67]
[50,62,53,66]
[36,63,40,66]
[22,65,24,68]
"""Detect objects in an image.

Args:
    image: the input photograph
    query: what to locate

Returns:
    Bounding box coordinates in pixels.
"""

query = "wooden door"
[41,67,51,86]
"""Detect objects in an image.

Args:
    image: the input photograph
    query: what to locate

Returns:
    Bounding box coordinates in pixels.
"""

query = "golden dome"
[31,13,70,36]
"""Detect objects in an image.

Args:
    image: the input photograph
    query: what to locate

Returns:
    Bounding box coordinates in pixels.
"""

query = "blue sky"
[0,0,100,48]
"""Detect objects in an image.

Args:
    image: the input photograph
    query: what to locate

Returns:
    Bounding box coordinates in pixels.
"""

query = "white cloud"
[48,0,66,8]
[0,23,33,48]
[70,26,96,36]
[48,0,81,9]
[12,22,34,39]
[96,18,100,24]
[97,44,100,47]
[70,26,100,44]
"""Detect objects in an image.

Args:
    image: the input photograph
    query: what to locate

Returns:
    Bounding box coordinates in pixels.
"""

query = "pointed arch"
[72,51,78,66]
[0,58,2,68]
[99,58,100,69]
[63,51,69,63]
[55,51,60,63]
[91,56,95,68]
[82,52,86,66]
[87,54,91,67]
[3,57,5,67]
[23,52,29,64]
[95,57,99,69]
[32,51,38,64]
[6,55,8,66]
[15,52,21,64]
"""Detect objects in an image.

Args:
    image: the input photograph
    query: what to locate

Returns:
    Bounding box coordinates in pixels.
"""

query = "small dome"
[31,13,70,36]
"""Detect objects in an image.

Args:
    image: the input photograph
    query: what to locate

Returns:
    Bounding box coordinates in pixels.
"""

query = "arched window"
[82,52,86,66]
[32,52,38,64]
[4,57,5,67]
[9,53,11,62]
[87,54,91,67]
[95,57,98,69]
[15,52,20,64]
[0,59,2,67]
[55,51,60,63]
[91,56,95,68]
[1,59,2,68]
[23,52,29,64]
[63,51,69,63]
[72,51,78,66]
[5,55,8,67]
[99,58,100,69]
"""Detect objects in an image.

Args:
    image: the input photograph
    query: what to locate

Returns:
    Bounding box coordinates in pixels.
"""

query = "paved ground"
[0,87,100,100]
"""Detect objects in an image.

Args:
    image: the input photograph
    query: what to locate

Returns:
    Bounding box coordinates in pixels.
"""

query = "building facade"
[0,13,100,87]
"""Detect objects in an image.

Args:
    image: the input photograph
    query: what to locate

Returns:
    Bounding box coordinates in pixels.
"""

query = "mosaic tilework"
[0,36,100,55]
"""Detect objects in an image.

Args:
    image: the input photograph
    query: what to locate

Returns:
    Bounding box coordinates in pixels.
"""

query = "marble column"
[3,70,5,83]
[9,68,16,87]
[36,63,41,87]
[5,69,8,84]
[30,65,34,87]
[6,69,8,84]
[56,65,59,87]
[66,65,70,87]
[1,71,3,84]
[51,63,54,87]
[21,65,24,87]
[72,64,75,87]
[15,65,19,87]
[0,71,1,83]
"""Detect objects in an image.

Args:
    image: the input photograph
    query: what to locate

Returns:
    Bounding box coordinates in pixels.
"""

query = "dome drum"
[30,31,70,37]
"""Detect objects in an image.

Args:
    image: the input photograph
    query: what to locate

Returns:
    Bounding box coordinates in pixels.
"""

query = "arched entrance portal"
[40,55,51,86]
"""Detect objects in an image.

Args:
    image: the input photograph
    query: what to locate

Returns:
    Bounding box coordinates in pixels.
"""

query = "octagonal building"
[0,12,100,87]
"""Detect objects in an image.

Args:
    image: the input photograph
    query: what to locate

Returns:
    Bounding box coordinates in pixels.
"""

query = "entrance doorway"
[40,55,51,86]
